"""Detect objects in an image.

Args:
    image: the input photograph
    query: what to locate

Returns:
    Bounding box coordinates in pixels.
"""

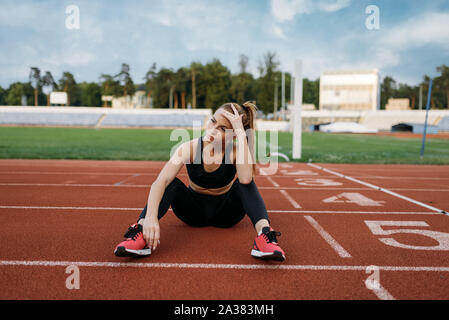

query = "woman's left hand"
[222,104,245,134]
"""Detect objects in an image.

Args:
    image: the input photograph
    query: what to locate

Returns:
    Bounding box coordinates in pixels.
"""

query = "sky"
[1,0,449,88]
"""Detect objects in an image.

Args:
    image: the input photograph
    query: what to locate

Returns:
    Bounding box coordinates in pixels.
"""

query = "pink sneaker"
[251,226,286,261]
[114,223,151,257]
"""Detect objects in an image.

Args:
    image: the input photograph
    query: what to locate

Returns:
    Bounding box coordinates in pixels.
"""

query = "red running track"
[0,159,448,299]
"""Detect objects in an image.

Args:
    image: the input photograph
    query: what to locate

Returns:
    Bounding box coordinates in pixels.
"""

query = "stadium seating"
[0,106,211,128]
[0,110,102,126]
[438,116,449,132]
[100,113,207,127]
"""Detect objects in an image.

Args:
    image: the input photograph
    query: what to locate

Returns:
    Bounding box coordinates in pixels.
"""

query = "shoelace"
[124,225,141,240]
[263,230,281,244]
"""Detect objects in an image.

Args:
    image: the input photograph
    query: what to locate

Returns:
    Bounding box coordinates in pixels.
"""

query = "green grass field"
[1,126,448,164]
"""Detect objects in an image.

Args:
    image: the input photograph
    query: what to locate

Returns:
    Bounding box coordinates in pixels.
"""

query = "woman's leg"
[137,177,208,227]
[212,178,285,261]
[212,178,270,231]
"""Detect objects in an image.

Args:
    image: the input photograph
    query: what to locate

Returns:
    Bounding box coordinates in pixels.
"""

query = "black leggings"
[137,178,270,228]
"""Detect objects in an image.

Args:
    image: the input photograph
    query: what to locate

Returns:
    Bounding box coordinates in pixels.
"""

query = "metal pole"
[419,85,423,110]
[292,59,303,159]
[281,72,285,119]
[274,76,278,119]
[420,79,433,157]
[290,76,294,104]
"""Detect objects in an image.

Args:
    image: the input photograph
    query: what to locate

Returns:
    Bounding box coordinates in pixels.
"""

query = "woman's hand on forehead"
[221,104,244,132]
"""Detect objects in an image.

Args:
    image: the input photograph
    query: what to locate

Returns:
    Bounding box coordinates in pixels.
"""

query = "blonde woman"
[114,102,286,261]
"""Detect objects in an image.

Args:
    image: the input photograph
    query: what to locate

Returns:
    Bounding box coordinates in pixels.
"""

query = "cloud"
[381,12,449,51]
[363,11,449,70]
[270,0,351,22]
[129,0,255,53]
[271,24,288,40]
[41,50,96,67]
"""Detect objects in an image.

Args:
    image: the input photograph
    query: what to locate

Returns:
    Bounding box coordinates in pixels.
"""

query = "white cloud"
[361,11,449,70]
[270,0,351,22]
[271,24,288,40]
[318,0,351,13]
[130,0,255,53]
[41,50,96,67]
[381,12,449,51]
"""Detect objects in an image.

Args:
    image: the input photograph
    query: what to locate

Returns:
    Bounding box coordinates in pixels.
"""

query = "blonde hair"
[219,101,258,176]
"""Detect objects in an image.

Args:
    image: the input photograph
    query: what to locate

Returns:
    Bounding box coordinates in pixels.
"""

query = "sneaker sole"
[114,246,152,258]
[251,249,285,262]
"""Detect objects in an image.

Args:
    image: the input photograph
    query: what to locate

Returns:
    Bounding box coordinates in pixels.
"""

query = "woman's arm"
[142,140,193,250]
[234,130,254,184]
[223,105,254,184]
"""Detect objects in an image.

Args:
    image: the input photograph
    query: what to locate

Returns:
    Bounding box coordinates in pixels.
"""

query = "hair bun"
[242,101,258,111]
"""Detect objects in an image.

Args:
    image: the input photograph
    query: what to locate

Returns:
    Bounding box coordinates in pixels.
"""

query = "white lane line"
[1,183,449,193]
[265,176,280,187]
[304,216,352,258]
[0,205,438,215]
[370,283,396,300]
[0,171,152,176]
[0,183,148,188]
[114,173,141,186]
[279,190,301,208]
[3,170,449,180]
[307,163,449,215]
[1,260,449,272]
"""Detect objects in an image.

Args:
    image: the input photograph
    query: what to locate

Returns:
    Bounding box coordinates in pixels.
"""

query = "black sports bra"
[186,136,236,189]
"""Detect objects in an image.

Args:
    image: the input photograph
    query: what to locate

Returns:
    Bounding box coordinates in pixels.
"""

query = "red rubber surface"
[0,159,448,299]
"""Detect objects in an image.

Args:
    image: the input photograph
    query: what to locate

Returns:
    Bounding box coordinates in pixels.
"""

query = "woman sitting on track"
[114,102,286,261]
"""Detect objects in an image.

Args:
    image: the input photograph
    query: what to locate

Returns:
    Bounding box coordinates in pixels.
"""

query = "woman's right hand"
[142,216,160,251]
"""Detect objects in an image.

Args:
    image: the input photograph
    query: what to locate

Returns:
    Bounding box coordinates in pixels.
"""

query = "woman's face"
[204,109,233,144]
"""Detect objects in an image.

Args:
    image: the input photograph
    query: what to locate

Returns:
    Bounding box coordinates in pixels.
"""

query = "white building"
[319,69,380,111]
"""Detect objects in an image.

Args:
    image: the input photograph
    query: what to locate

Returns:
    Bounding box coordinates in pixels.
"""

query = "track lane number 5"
[365,221,449,251]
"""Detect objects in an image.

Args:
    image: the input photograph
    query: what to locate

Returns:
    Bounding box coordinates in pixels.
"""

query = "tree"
[59,72,79,106]
[41,71,57,106]
[436,65,449,109]
[230,54,255,103]
[99,74,121,107]
[395,83,418,109]
[380,76,397,109]
[29,67,41,106]
[174,67,189,108]
[114,63,135,97]
[190,62,202,108]
[303,77,319,109]
[203,58,231,110]
[143,63,157,107]
[4,82,33,105]
[0,86,5,105]
[239,54,249,74]
[255,51,279,114]
[151,67,175,108]
[79,82,102,107]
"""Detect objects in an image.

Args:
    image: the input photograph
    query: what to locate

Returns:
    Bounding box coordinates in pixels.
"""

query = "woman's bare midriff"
[189,179,234,195]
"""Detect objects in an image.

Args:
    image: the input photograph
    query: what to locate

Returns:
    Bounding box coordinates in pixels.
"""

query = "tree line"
[0,51,447,112]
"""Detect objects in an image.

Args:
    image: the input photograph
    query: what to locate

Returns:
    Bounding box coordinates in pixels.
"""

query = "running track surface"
[0,159,448,300]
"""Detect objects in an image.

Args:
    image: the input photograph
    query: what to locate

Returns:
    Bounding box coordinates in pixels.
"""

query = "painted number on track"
[365,220,449,251]
[281,170,317,176]
[294,178,342,186]
[323,193,385,206]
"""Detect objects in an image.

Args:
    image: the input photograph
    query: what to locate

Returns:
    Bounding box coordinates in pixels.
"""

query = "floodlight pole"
[292,59,303,159]
[420,79,433,157]
[281,72,285,120]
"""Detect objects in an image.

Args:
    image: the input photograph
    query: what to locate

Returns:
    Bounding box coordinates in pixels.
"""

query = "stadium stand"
[100,113,207,127]
[438,116,449,132]
[0,106,211,128]
[0,110,102,126]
